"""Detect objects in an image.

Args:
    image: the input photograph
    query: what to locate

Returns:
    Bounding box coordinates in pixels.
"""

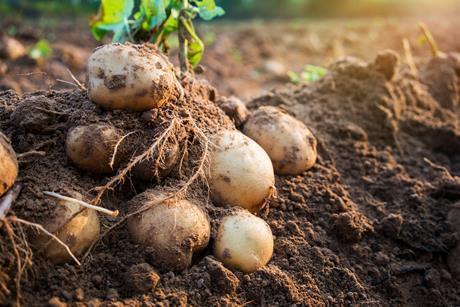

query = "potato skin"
[209,130,275,213]
[0,133,18,197]
[243,106,317,175]
[37,193,100,263]
[214,210,274,273]
[66,124,121,174]
[128,189,210,272]
[87,43,182,111]
[0,36,26,60]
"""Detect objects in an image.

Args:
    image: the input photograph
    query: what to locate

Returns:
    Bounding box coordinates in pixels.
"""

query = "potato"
[0,35,26,60]
[87,43,182,111]
[131,141,179,182]
[37,192,100,263]
[209,130,275,213]
[216,96,249,127]
[128,189,210,271]
[243,106,317,175]
[66,124,122,174]
[0,133,18,197]
[214,210,274,273]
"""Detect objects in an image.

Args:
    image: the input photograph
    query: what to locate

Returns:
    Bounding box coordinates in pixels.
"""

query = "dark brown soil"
[0,47,459,306]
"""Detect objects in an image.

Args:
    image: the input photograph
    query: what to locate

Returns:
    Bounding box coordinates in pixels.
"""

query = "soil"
[2,17,460,100]
[0,45,459,306]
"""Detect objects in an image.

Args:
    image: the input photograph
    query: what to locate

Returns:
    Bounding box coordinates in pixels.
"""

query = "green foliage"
[90,0,225,69]
[28,39,52,60]
[288,65,327,84]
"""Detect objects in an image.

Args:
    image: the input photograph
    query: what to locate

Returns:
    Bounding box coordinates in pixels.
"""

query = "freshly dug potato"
[128,189,210,271]
[87,43,182,111]
[37,192,100,263]
[66,124,122,174]
[0,35,26,60]
[131,141,179,182]
[209,130,275,213]
[0,133,18,197]
[216,96,249,127]
[214,210,274,273]
[243,106,317,175]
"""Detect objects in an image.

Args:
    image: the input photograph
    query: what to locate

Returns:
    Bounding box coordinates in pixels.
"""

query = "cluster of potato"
[208,98,318,272]
[1,43,318,275]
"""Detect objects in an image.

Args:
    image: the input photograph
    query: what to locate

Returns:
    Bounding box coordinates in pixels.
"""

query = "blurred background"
[0,0,459,99]
[1,0,460,18]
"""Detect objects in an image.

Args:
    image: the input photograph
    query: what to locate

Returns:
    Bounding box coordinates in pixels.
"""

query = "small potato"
[131,141,179,182]
[0,35,26,60]
[0,133,18,197]
[209,130,275,213]
[87,43,182,111]
[214,210,274,273]
[243,106,317,175]
[37,192,100,263]
[216,96,249,127]
[66,124,122,174]
[128,189,210,271]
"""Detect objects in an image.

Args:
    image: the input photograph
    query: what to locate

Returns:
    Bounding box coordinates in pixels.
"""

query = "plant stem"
[178,13,189,73]
[418,22,441,58]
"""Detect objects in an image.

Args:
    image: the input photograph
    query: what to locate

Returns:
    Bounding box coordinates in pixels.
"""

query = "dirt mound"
[1,50,460,306]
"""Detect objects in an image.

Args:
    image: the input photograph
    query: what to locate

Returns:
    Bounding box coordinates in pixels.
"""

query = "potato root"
[37,192,100,263]
[0,133,18,197]
[209,130,275,213]
[66,124,122,174]
[131,141,179,182]
[214,210,274,273]
[244,106,317,175]
[87,43,182,111]
[128,189,210,271]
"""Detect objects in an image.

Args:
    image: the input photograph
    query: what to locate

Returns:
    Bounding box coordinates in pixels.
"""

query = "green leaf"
[28,39,52,60]
[90,0,134,41]
[140,0,170,28]
[302,65,327,82]
[182,19,204,66]
[188,37,204,66]
[287,71,300,84]
[193,0,225,21]
[162,10,179,35]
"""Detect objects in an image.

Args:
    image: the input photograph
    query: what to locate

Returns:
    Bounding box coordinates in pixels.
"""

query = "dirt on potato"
[0,46,459,306]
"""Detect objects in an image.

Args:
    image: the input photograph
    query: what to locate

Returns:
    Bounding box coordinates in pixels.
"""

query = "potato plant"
[90,0,225,72]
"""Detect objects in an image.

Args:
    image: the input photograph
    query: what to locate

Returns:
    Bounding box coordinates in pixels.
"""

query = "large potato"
[0,133,18,197]
[37,192,100,263]
[243,106,317,175]
[214,210,274,273]
[66,124,122,174]
[128,189,210,272]
[87,43,182,111]
[209,130,275,213]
